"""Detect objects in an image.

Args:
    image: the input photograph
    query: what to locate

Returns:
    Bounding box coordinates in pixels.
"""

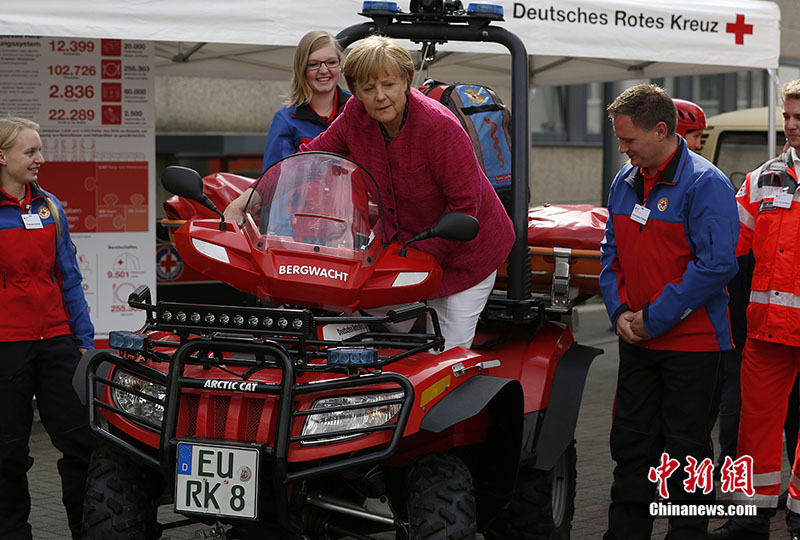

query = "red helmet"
[673,98,706,136]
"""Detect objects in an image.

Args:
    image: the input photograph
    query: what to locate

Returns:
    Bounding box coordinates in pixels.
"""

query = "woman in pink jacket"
[301,35,514,349]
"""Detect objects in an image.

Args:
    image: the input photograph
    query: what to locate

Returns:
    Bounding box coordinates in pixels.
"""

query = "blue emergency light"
[327,347,379,366]
[362,1,399,14]
[467,2,503,18]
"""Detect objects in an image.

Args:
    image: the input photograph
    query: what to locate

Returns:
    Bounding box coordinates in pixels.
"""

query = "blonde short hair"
[0,117,61,240]
[342,36,414,96]
[287,30,344,107]
[781,80,800,103]
[0,117,39,152]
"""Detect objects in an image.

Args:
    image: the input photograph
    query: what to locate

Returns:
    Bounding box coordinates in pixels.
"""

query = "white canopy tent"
[1,0,782,150]
[1,0,780,85]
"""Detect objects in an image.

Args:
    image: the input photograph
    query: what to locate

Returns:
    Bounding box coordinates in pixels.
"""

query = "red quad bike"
[74,4,602,540]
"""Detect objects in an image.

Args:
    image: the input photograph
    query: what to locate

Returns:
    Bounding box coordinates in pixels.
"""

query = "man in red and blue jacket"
[600,84,739,540]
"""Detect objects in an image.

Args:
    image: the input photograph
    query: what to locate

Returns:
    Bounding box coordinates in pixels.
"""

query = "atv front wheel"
[484,440,577,540]
[82,443,161,540]
[405,453,477,540]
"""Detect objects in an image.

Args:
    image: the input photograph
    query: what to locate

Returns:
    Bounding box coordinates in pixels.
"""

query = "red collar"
[0,184,29,206]
[308,88,339,124]
[642,144,679,183]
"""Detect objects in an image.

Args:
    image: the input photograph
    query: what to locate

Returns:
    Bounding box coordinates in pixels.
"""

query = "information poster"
[0,36,156,340]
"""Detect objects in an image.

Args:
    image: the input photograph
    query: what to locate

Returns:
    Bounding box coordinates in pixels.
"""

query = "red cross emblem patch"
[156,246,184,281]
[657,198,668,212]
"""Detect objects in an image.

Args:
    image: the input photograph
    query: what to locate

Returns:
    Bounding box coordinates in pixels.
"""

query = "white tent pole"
[768,68,779,158]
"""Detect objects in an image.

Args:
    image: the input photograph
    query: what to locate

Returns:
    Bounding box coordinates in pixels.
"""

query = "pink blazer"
[301,88,514,298]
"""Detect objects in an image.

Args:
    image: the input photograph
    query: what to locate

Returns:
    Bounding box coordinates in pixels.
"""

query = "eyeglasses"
[306,58,340,71]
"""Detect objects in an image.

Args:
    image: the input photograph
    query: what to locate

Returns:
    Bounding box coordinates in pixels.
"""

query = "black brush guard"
[85,337,414,530]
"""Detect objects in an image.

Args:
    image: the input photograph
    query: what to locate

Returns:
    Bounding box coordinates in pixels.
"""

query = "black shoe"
[708,519,769,540]
[791,531,800,540]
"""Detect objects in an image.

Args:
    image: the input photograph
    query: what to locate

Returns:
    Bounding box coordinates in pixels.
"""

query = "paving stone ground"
[29,304,792,539]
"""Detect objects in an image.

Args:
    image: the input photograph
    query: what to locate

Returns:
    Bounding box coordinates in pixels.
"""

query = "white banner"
[503,0,780,68]
[0,0,780,69]
[0,37,156,341]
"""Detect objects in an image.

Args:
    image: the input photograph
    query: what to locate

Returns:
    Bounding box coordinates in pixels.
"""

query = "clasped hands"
[616,310,651,344]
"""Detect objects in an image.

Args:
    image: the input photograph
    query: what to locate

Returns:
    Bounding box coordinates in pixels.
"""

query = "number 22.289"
[48,109,95,121]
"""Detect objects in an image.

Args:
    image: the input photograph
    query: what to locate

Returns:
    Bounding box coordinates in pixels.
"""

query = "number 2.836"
[49,84,95,99]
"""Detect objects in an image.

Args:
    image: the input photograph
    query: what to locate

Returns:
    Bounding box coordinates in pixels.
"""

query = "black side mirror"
[161,166,204,200]
[427,212,479,242]
[399,212,479,256]
[161,166,225,228]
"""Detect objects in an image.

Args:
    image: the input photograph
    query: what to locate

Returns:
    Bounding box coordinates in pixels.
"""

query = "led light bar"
[109,330,147,353]
[327,347,379,366]
[155,302,315,337]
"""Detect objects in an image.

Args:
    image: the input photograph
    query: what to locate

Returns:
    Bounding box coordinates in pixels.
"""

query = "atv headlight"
[110,369,166,428]
[301,391,404,445]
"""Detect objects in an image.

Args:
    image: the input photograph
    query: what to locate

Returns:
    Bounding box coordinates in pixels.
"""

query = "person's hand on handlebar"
[224,188,256,222]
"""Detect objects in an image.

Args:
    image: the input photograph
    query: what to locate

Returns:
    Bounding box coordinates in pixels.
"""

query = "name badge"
[631,204,650,226]
[774,192,793,209]
[22,213,43,229]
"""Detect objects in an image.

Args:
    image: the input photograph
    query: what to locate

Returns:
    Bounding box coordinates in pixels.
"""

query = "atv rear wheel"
[405,453,477,540]
[82,443,161,540]
[484,440,577,540]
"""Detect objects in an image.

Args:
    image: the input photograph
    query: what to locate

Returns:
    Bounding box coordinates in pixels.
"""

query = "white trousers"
[370,270,497,351]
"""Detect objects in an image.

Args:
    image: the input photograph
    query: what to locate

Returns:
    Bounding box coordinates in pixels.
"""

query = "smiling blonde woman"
[0,116,95,539]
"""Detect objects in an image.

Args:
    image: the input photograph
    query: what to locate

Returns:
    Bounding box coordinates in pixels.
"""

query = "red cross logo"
[156,246,184,281]
[726,14,753,45]
[159,253,179,275]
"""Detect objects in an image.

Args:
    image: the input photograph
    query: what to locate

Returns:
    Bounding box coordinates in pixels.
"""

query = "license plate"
[174,442,260,519]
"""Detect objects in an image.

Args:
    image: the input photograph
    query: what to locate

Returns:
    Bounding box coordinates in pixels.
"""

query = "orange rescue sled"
[496,204,608,309]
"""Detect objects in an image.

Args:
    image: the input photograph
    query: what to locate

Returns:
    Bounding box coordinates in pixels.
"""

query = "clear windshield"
[244,152,382,263]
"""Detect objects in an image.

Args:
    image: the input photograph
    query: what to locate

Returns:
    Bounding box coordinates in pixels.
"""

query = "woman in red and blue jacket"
[261,30,351,171]
[0,117,94,540]
[227,31,352,224]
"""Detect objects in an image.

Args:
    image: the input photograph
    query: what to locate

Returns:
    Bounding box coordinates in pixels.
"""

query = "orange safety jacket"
[736,149,800,346]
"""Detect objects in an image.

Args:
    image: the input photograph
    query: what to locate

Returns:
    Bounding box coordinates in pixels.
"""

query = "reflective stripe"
[733,492,778,507]
[738,203,755,230]
[792,473,800,491]
[748,161,780,204]
[750,290,800,310]
[747,164,765,204]
[789,495,800,514]
[753,471,783,486]
[750,184,786,204]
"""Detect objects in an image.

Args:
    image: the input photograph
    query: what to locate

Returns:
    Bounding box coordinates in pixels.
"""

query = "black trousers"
[717,347,742,466]
[604,340,721,540]
[0,336,96,540]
